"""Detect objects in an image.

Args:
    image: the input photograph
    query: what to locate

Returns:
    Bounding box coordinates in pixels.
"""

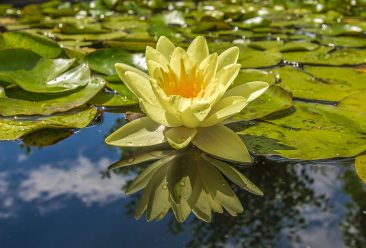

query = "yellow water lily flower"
[105,36,269,163]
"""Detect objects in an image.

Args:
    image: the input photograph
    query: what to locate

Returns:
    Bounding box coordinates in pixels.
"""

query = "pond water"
[0,0,366,247]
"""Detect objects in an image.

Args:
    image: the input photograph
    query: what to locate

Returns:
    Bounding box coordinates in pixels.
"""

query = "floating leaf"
[0,31,62,58]
[283,46,366,66]
[239,102,366,160]
[274,66,366,102]
[0,107,97,140]
[0,49,80,93]
[355,154,366,185]
[85,48,135,76]
[230,85,292,122]
[0,77,105,116]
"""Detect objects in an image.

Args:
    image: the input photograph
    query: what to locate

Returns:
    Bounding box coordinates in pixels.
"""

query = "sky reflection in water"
[0,113,365,248]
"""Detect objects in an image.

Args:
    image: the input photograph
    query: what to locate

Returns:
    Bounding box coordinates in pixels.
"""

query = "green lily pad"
[231,85,293,122]
[52,32,126,41]
[0,77,105,116]
[85,48,135,77]
[247,40,284,51]
[282,46,366,66]
[355,154,366,185]
[0,86,5,97]
[89,89,136,107]
[0,106,97,140]
[319,36,366,48]
[238,46,282,68]
[274,66,366,102]
[104,40,157,52]
[0,49,81,93]
[279,41,319,52]
[238,101,366,160]
[0,31,62,58]
[232,69,276,88]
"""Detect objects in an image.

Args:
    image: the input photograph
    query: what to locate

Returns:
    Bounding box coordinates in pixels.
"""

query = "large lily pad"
[238,101,366,160]
[282,47,366,66]
[0,31,62,58]
[273,66,366,102]
[85,48,135,77]
[0,77,105,116]
[0,49,82,93]
[0,106,97,140]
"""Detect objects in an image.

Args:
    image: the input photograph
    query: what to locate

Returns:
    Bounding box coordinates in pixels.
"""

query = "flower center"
[158,60,205,98]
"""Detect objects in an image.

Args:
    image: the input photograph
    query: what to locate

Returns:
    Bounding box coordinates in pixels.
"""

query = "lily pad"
[319,36,366,48]
[0,31,62,58]
[0,77,105,116]
[273,66,366,102]
[0,49,81,93]
[230,85,293,122]
[355,154,366,185]
[232,69,276,88]
[85,48,135,76]
[238,46,282,68]
[283,47,366,66]
[0,107,97,140]
[238,101,366,160]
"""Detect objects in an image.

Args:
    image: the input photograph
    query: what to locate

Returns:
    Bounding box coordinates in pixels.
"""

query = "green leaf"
[274,66,366,102]
[319,36,366,48]
[0,49,81,93]
[0,77,105,116]
[238,46,282,68]
[355,154,366,185]
[283,46,366,66]
[85,48,135,76]
[0,31,62,58]
[0,107,97,141]
[230,85,292,122]
[231,69,276,88]
[239,102,366,160]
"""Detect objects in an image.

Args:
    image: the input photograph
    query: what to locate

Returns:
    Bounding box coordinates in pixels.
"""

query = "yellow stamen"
[159,59,205,98]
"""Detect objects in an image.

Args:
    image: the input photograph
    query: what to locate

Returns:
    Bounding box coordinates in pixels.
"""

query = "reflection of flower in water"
[0,156,131,219]
[109,148,263,223]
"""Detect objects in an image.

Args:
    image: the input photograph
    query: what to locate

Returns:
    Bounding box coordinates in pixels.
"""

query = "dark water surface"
[0,112,365,248]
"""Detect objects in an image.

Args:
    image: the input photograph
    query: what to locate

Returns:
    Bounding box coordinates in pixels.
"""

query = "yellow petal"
[156,36,175,61]
[180,99,211,128]
[145,46,169,74]
[187,36,209,65]
[225,81,269,102]
[115,63,149,81]
[105,117,166,147]
[140,99,182,127]
[192,124,251,163]
[217,47,239,71]
[164,126,197,149]
[169,47,192,77]
[199,52,218,86]
[200,96,247,127]
[207,64,241,104]
[123,71,159,104]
